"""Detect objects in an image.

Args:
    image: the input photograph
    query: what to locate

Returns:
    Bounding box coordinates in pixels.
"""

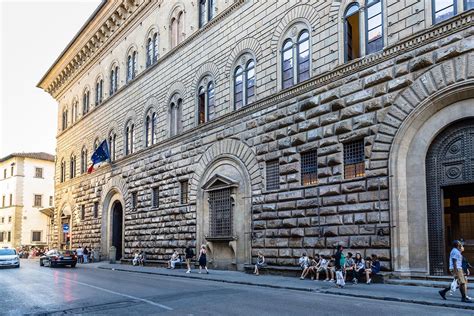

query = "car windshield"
[46,250,58,255]
[0,249,16,255]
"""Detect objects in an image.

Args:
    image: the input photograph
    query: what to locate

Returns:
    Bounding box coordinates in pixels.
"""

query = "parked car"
[0,248,20,268]
[40,249,77,268]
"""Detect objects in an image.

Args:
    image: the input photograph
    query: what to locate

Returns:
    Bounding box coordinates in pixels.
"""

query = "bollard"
[109,246,116,264]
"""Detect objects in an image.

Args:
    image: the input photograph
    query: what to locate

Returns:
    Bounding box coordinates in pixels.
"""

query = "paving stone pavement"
[92,262,474,311]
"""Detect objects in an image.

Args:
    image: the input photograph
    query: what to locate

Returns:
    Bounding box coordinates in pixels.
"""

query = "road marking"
[36,269,173,311]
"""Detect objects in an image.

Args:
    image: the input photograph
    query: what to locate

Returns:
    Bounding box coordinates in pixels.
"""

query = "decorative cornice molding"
[40,0,245,100]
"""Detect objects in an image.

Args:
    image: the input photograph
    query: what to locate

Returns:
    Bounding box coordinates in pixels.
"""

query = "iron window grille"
[180,181,189,204]
[152,187,159,208]
[209,188,233,238]
[301,150,318,186]
[93,202,99,218]
[49,196,53,206]
[80,205,85,220]
[266,160,280,190]
[343,140,365,179]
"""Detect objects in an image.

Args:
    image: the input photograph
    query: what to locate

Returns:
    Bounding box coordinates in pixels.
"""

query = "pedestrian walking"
[439,240,472,303]
[185,244,195,273]
[76,246,83,264]
[334,245,346,288]
[198,245,209,274]
[83,246,89,263]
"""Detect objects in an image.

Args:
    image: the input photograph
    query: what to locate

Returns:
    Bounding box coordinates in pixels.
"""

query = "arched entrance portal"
[426,120,474,275]
[111,201,123,261]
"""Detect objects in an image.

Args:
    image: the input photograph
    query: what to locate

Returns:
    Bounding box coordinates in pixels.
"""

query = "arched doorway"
[426,120,474,275]
[111,201,123,261]
[59,205,72,250]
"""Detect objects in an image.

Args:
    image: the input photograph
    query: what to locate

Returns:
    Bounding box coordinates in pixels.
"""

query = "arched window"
[62,107,68,130]
[83,89,90,115]
[177,12,184,44]
[281,39,294,89]
[127,50,138,82]
[171,18,178,48]
[60,159,66,183]
[281,27,311,89]
[197,77,216,125]
[70,154,76,179]
[234,58,256,110]
[95,77,103,105]
[109,132,116,161]
[110,65,119,96]
[297,30,310,82]
[125,122,135,155]
[199,0,206,27]
[72,99,78,123]
[145,111,157,147]
[433,0,456,23]
[366,0,383,54]
[208,0,215,21]
[146,32,159,67]
[81,147,88,174]
[169,96,182,137]
[344,3,361,62]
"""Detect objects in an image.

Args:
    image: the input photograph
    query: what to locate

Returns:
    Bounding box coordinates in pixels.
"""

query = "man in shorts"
[439,240,472,303]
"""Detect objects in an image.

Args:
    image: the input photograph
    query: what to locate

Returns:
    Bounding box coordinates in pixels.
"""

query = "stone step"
[386,279,450,288]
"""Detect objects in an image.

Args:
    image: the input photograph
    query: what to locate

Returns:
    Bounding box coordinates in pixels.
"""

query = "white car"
[0,248,20,268]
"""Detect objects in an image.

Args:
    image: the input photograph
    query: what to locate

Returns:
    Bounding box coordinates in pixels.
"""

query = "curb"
[318,290,474,311]
[98,266,474,311]
[98,266,314,292]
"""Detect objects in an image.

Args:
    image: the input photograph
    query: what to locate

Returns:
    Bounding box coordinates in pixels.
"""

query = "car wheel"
[49,261,55,268]
[15,264,20,268]
[71,264,76,268]
[40,259,44,266]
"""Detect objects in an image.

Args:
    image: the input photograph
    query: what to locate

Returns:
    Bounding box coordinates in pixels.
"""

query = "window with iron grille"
[266,160,280,190]
[301,150,318,185]
[93,202,99,218]
[209,188,233,238]
[343,140,365,179]
[34,195,42,207]
[7,231,11,242]
[49,196,53,207]
[180,181,189,204]
[80,205,85,220]
[152,187,159,208]
[35,167,43,178]
[132,192,138,209]
[0,231,3,242]
[32,231,41,242]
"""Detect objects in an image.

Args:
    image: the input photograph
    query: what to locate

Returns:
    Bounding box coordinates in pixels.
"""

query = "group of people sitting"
[132,250,146,266]
[298,251,381,284]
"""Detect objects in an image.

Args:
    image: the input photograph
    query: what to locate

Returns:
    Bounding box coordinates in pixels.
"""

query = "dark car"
[40,250,77,268]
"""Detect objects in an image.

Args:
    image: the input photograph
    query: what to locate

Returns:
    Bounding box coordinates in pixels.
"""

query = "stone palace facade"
[38,0,474,276]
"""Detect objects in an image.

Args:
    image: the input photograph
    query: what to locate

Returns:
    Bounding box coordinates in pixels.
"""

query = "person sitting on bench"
[167,250,181,269]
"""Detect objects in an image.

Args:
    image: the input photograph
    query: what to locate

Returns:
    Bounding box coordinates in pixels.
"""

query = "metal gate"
[426,120,474,275]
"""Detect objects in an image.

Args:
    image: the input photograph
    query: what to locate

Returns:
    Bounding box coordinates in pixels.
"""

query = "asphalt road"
[0,260,469,316]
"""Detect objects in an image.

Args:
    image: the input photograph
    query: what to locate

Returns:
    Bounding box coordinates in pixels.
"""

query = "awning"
[39,207,54,217]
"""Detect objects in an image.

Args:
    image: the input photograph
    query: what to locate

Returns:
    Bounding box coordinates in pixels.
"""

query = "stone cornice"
[39,0,245,100]
[37,0,150,96]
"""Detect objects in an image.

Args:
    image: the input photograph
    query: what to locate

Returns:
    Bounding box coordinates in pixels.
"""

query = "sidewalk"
[96,263,474,311]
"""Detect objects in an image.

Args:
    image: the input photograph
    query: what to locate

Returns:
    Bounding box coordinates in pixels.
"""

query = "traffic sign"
[63,223,69,233]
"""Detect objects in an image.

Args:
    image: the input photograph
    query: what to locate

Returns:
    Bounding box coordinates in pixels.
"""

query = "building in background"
[0,152,55,249]
[38,0,474,276]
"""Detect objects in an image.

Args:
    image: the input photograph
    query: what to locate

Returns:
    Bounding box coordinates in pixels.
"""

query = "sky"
[0,0,101,157]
